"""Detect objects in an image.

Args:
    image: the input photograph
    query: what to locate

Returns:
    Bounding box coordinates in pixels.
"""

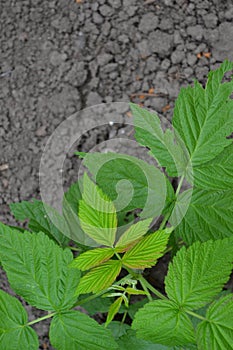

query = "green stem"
[69,246,81,252]
[139,276,153,302]
[115,252,122,260]
[159,211,171,230]
[27,312,57,326]
[139,276,167,301]
[121,310,128,324]
[185,310,207,321]
[74,291,106,307]
[159,174,185,231]
[175,174,185,196]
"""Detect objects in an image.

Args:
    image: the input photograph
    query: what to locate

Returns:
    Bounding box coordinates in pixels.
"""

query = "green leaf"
[74,151,87,158]
[70,248,115,271]
[197,294,233,350]
[49,310,118,350]
[132,299,195,346]
[0,225,80,311]
[82,152,167,220]
[76,260,122,295]
[107,321,131,339]
[63,179,96,247]
[79,295,113,315]
[0,290,39,350]
[105,297,123,326]
[10,199,69,247]
[79,173,117,247]
[173,60,233,166]
[115,218,152,250]
[165,238,233,310]
[131,103,189,177]
[117,329,173,350]
[125,287,148,296]
[127,299,149,319]
[193,142,233,190]
[172,188,233,244]
[122,229,170,269]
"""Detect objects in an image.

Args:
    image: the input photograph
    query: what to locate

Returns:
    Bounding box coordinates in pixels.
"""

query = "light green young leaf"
[165,238,233,310]
[122,229,170,269]
[115,218,152,250]
[63,179,97,247]
[0,225,80,311]
[0,290,39,350]
[79,173,117,247]
[76,260,122,295]
[70,247,115,271]
[125,287,148,296]
[49,310,118,350]
[132,299,195,346]
[172,188,233,244]
[105,296,123,327]
[131,103,189,177]
[82,152,167,219]
[10,199,69,247]
[173,60,233,166]
[197,294,233,350]
[193,142,233,190]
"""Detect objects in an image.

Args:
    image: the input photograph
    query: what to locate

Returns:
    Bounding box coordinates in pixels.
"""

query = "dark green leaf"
[165,238,233,310]
[197,294,233,350]
[82,152,167,220]
[107,321,131,339]
[131,103,189,177]
[0,225,80,311]
[0,290,39,350]
[49,310,118,350]
[193,143,233,190]
[132,299,195,346]
[172,188,233,244]
[173,60,233,166]
[10,199,69,247]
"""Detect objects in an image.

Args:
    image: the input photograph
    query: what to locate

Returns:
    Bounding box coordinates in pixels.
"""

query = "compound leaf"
[0,224,80,311]
[165,238,233,310]
[79,173,117,247]
[132,299,195,346]
[76,260,122,295]
[70,248,115,271]
[10,199,69,247]
[172,188,233,244]
[0,290,39,350]
[122,229,170,269]
[197,294,233,350]
[115,218,152,251]
[173,60,233,166]
[49,310,118,350]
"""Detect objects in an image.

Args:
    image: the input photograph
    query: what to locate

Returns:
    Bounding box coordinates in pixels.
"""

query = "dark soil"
[1,0,233,348]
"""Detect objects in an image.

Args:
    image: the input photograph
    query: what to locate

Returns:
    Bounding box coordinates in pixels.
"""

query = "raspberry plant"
[0,61,233,349]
